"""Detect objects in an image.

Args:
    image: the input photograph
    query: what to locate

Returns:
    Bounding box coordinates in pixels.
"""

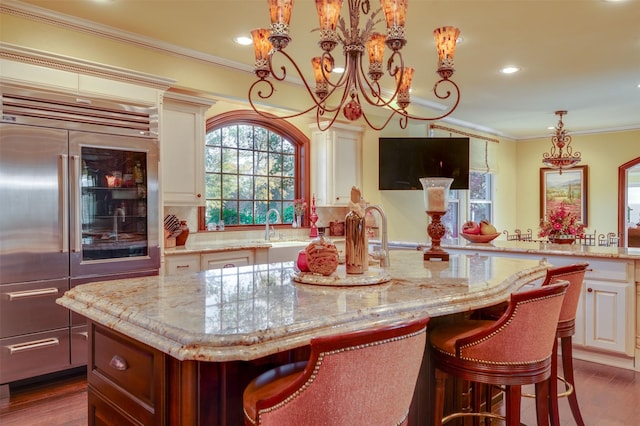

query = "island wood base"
[86,320,453,425]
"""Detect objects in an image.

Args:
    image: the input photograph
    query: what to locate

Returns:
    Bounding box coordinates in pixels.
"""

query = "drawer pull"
[75,331,89,340]
[5,287,59,301]
[176,264,191,269]
[109,355,128,371]
[7,338,60,355]
[223,263,236,268]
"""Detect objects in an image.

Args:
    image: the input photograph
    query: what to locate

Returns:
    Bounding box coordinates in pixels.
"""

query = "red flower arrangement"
[538,203,585,238]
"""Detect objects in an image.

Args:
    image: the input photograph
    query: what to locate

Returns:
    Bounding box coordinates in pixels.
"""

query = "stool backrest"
[541,263,588,325]
[254,317,429,426]
[455,283,568,364]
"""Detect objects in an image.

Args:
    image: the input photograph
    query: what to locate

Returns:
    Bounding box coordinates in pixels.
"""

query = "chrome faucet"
[113,204,126,241]
[365,205,389,269]
[265,208,280,240]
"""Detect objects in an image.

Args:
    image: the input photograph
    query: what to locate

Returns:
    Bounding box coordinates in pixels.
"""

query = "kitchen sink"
[267,240,310,263]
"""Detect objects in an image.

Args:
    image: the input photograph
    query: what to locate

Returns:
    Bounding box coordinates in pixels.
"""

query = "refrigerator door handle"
[6,338,60,355]
[60,154,69,253]
[5,287,59,301]
[70,155,82,253]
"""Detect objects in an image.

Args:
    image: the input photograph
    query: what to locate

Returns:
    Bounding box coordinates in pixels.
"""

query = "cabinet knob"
[109,355,128,371]
[587,287,593,293]
[197,193,202,198]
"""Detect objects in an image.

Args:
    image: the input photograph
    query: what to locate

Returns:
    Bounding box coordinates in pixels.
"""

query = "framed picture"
[540,165,588,226]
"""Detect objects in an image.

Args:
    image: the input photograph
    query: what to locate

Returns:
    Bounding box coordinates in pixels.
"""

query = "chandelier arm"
[321,51,349,91]
[316,107,342,131]
[253,49,344,114]
[354,54,392,107]
[248,79,330,121]
[358,108,395,131]
[393,79,462,122]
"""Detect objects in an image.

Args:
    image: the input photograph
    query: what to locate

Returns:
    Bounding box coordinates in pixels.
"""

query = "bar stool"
[474,263,588,425]
[538,263,588,426]
[429,283,568,426]
[242,316,429,426]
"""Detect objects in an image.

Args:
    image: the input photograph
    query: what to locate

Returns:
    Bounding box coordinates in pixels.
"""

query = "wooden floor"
[0,358,639,425]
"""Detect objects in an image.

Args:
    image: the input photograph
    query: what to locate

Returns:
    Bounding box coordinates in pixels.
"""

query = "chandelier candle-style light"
[249,0,461,131]
[542,110,581,174]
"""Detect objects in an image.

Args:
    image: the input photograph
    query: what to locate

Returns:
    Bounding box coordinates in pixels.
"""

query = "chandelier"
[249,0,461,131]
[542,110,581,174]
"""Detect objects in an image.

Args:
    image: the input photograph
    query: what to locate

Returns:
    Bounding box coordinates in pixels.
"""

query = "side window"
[445,172,493,238]
[469,172,493,224]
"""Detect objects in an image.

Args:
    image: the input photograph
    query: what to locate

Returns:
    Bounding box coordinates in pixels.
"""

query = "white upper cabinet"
[161,92,215,206]
[310,123,363,206]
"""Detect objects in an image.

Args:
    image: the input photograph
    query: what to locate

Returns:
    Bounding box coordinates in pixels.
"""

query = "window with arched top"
[199,111,310,230]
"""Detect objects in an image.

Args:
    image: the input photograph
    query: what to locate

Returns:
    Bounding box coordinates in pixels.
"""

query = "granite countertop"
[57,251,547,362]
[380,239,640,261]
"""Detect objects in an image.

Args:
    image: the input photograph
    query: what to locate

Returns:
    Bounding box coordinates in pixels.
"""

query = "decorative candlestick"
[309,194,318,238]
[419,177,453,261]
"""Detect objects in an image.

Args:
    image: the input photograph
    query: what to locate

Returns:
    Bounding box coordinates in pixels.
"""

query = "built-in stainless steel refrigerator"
[0,86,160,387]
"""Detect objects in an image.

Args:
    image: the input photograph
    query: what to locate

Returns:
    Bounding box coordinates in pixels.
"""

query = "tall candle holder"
[309,194,319,238]
[419,177,453,261]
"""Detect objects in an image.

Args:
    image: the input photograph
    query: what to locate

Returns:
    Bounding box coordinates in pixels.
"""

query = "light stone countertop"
[57,251,548,362]
[381,239,640,261]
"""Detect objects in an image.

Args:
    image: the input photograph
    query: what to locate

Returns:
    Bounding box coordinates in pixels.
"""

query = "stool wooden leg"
[535,379,551,426]
[504,385,522,426]
[561,336,585,426]
[549,338,561,426]
[434,368,446,426]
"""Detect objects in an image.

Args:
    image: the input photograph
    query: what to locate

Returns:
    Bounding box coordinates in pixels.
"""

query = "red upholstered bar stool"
[242,317,429,426]
[476,263,589,425]
[429,283,569,426]
[537,263,589,426]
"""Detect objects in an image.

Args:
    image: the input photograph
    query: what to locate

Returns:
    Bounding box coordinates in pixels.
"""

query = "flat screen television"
[378,137,470,190]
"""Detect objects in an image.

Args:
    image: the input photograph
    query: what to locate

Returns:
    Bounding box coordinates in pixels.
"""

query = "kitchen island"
[58,251,547,425]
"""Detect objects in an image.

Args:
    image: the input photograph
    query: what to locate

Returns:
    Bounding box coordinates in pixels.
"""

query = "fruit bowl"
[460,233,501,243]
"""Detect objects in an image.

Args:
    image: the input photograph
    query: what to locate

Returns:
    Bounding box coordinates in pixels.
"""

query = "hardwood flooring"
[0,358,638,425]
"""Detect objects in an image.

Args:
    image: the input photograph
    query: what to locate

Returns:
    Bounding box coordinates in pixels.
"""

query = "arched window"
[199,111,310,230]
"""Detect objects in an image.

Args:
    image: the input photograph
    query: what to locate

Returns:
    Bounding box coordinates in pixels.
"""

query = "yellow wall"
[516,131,640,237]
[3,10,638,242]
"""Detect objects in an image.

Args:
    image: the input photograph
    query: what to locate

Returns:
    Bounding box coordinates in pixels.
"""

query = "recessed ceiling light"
[234,36,253,46]
[500,66,520,74]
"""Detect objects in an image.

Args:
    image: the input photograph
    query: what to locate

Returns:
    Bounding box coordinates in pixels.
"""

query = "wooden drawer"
[89,389,142,426]
[164,254,200,275]
[0,328,70,384]
[89,322,165,425]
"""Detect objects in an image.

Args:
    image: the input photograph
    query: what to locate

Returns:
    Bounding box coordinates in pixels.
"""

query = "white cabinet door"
[161,92,215,206]
[311,123,363,206]
[201,250,254,270]
[583,279,634,355]
[165,254,201,275]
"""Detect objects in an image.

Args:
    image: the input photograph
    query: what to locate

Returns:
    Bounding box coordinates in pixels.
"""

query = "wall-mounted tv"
[378,137,470,190]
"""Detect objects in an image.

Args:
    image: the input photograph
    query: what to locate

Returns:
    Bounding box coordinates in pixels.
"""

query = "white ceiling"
[9,0,640,140]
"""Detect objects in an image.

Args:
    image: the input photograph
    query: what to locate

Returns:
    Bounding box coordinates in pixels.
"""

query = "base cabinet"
[165,250,257,275]
[88,323,166,425]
